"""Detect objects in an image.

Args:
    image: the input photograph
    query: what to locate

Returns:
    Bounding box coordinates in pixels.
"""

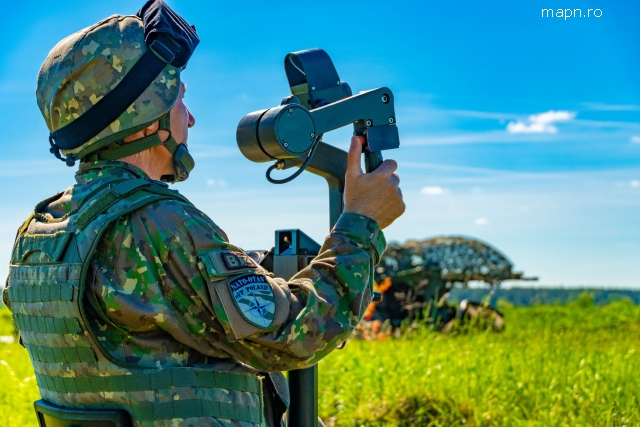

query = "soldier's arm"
[167,209,384,371]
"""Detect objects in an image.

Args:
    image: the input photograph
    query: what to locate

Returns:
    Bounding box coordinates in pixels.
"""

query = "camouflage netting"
[377,236,533,286]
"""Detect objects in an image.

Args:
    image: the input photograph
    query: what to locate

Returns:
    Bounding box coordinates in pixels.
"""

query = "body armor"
[5,178,266,426]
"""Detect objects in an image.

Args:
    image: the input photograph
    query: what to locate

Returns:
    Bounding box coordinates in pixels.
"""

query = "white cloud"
[205,178,228,188]
[631,180,640,188]
[581,102,640,111]
[506,110,576,134]
[631,136,640,144]
[421,186,447,196]
[474,217,488,225]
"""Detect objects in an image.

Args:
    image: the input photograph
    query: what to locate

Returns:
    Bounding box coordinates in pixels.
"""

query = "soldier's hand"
[343,136,405,229]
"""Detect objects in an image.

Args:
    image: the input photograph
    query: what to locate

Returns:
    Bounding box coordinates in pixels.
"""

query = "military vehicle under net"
[364,236,537,333]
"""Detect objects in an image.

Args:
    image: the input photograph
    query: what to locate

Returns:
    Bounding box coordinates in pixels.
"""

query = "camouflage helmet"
[36,14,181,160]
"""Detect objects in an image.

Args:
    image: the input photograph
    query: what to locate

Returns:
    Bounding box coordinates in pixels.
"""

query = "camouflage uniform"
[65,160,384,370]
[3,159,384,425]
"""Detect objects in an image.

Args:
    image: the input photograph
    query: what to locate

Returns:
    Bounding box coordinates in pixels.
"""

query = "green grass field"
[1,295,639,426]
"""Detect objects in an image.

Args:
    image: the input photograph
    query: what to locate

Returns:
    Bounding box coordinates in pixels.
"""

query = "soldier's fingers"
[346,136,364,179]
[374,159,398,176]
[391,173,400,186]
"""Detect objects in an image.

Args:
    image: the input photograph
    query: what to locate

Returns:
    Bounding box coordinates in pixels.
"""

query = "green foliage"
[496,298,513,311]
[571,291,596,309]
[1,303,640,426]
[0,344,40,426]
[319,300,640,426]
[451,287,640,306]
[0,308,15,337]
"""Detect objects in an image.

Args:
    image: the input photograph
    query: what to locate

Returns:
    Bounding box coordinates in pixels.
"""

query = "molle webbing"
[12,313,82,334]
[35,369,262,423]
[6,283,74,303]
[25,344,97,363]
[36,368,260,394]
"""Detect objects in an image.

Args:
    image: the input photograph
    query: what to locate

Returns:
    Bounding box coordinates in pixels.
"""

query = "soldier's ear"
[145,120,170,144]
[122,121,160,143]
[143,121,160,136]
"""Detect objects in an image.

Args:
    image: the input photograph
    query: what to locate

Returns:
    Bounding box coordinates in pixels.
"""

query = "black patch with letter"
[221,251,257,271]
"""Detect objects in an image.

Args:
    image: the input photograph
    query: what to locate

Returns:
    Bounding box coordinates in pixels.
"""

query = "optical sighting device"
[236,48,399,427]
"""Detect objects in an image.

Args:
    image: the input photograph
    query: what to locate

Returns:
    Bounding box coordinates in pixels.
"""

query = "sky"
[0,1,638,288]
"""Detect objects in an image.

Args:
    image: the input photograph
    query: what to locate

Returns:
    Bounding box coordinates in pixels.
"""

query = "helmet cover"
[36,14,181,159]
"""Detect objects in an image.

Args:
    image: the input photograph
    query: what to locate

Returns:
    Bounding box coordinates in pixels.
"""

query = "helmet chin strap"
[157,111,195,183]
[84,110,195,183]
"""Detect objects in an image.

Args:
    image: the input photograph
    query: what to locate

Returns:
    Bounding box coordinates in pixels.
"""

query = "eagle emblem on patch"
[228,274,276,328]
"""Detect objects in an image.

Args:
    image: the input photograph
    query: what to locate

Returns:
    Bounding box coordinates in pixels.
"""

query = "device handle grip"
[365,151,383,173]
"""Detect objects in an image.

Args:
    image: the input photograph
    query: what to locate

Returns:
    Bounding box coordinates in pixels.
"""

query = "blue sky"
[0,1,638,287]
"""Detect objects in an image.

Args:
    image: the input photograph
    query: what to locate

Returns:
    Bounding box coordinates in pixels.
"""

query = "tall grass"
[1,295,639,426]
[319,295,640,426]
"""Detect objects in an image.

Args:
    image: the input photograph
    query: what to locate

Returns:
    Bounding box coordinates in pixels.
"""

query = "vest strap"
[125,399,261,422]
[118,399,260,422]
[74,179,155,231]
[13,313,82,334]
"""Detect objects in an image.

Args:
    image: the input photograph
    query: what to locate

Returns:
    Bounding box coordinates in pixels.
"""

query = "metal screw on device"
[310,132,315,138]
[366,119,373,126]
[288,108,294,114]
[381,95,389,103]
[284,142,289,148]
[389,117,395,124]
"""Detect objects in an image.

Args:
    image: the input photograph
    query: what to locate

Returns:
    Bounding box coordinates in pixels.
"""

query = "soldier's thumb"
[346,136,364,179]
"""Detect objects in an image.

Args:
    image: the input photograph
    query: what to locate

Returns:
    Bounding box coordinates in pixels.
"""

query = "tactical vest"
[5,178,266,426]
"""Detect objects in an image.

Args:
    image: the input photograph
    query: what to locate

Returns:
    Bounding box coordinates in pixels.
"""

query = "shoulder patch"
[221,250,257,270]
[198,248,258,277]
[229,274,276,328]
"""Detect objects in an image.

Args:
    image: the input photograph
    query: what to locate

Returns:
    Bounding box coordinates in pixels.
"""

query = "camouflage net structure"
[376,235,534,286]
[358,236,536,336]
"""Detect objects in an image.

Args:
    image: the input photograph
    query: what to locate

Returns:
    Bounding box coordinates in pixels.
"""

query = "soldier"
[2,1,404,426]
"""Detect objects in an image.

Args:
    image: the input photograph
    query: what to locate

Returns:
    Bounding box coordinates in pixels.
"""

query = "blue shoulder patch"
[228,274,276,328]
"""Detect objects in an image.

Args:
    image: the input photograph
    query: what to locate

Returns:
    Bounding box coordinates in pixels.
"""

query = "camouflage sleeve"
[168,211,385,371]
